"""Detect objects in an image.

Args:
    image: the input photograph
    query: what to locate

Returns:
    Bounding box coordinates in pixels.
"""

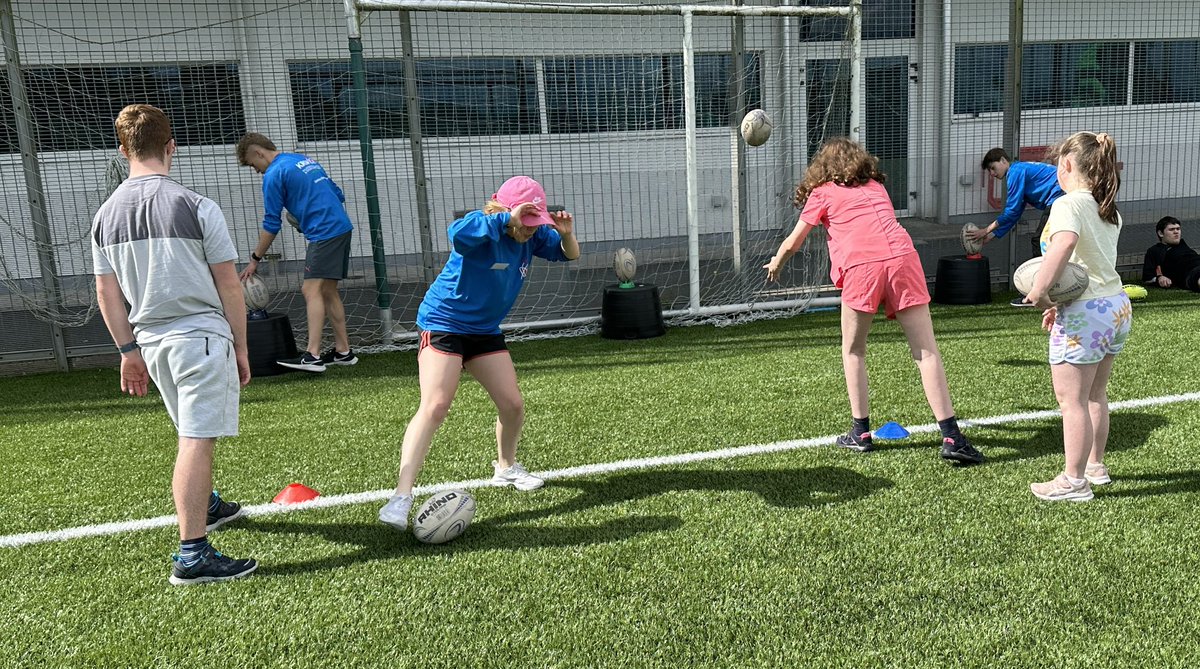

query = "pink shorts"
[839,252,930,319]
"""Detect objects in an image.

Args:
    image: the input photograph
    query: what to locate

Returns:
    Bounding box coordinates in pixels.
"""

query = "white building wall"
[1,0,1197,282]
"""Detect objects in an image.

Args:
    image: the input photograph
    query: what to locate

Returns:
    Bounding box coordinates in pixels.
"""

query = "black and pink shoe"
[836,430,873,453]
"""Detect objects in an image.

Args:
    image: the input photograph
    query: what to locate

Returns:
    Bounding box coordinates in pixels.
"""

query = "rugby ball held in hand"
[960,223,984,255]
[1012,257,1090,303]
[242,274,270,311]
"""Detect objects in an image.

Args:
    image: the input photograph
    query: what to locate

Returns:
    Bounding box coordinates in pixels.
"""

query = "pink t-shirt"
[799,180,916,286]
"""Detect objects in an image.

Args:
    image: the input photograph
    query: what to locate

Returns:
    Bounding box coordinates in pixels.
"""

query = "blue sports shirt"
[417,210,570,334]
[260,152,354,243]
[993,161,1066,238]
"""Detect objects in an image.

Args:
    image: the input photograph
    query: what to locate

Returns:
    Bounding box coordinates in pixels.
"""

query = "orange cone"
[273,483,321,504]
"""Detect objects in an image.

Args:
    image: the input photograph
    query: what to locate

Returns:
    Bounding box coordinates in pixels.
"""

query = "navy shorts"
[305,231,351,280]
[419,331,508,362]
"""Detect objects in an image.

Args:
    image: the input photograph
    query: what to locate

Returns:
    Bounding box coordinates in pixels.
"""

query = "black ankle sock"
[852,417,871,436]
[938,416,962,440]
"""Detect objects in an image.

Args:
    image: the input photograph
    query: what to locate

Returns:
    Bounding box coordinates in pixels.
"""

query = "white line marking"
[3,391,1198,549]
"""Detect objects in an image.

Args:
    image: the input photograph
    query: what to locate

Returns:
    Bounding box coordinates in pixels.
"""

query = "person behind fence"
[92,104,256,585]
[378,176,580,532]
[1024,131,1131,502]
[1142,216,1200,292]
[971,147,1067,306]
[236,133,357,373]
[764,137,984,466]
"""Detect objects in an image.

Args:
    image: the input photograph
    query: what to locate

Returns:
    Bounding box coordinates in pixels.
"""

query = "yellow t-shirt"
[1040,190,1123,300]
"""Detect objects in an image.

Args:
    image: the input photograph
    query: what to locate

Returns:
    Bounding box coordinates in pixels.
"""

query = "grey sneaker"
[379,494,413,531]
[492,461,544,491]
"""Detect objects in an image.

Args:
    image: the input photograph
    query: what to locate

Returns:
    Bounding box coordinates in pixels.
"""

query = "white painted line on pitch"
[3,391,1198,550]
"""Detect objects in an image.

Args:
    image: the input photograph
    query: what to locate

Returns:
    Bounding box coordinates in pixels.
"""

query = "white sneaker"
[1030,473,1094,502]
[378,494,413,531]
[1085,463,1112,485]
[492,461,544,491]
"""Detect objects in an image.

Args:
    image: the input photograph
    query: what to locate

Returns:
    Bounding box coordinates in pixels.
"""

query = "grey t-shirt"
[91,174,238,343]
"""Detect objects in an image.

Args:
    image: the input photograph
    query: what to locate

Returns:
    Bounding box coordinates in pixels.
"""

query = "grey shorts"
[305,231,352,280]
[141,334,239,438]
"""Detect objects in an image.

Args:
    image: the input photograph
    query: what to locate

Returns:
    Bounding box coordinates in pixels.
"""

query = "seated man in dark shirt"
[1143,216,1200,292]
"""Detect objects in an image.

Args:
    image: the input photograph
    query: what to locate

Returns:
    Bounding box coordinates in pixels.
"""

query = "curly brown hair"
[793,137,886,208]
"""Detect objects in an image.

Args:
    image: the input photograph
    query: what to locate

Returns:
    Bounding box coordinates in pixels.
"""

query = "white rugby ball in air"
[740,109,773,147]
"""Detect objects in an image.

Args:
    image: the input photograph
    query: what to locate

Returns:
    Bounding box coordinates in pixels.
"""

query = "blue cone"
[874,421,910,440]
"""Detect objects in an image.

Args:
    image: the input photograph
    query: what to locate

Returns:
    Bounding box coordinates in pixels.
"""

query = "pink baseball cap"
[493,176,554,227]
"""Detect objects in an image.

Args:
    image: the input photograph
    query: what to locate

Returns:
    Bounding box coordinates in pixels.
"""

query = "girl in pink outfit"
[765,138,982,464]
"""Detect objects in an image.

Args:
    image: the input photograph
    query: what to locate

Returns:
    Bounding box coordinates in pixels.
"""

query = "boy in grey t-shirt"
[92,104,256,585]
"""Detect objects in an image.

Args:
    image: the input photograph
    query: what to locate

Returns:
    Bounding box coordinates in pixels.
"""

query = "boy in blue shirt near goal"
[379,176,580,531]
[237,133,357,372]
[970,147,1066,306]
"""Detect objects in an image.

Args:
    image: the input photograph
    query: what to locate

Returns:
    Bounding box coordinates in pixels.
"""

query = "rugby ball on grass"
[412,490,475,544]
[1012,257,1089,304]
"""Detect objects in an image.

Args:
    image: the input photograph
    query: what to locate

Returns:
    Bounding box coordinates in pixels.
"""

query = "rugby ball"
[242,274,270,311]
[614,247,637,283]
[412,490,475,544]
[960,223,984,255]
[739,109,773,147]
[285,210,301,232]
[1012,257,1090,303]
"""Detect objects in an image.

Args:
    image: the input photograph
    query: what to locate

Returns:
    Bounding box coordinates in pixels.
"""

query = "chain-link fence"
[1,0,1196,374]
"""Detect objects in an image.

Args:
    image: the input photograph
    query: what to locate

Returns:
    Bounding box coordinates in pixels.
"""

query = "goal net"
[336,0,863,346]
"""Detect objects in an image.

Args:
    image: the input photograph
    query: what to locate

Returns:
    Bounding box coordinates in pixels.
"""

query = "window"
[544,53,762,133]
[0,76,15,154]
[10,63,245,153]
[1133,40,1200,105]
[799,0,915,41]
[289,58,539,142]
[954,42,1129,115]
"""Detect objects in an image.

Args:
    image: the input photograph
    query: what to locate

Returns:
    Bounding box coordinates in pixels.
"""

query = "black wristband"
[117,341,140,354]
[250,252,263,262]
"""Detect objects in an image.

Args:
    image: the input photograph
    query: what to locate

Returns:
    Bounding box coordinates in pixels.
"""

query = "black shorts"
[305,231,352,280]
[419,331,508,362]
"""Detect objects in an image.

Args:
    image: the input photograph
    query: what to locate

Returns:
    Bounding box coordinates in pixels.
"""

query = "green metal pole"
[347,36,394,343]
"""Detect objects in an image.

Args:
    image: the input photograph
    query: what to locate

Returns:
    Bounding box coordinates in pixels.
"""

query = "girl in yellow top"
[1025,132,1131,502]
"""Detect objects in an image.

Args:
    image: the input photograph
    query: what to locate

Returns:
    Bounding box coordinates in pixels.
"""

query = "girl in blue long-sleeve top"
[379,176,580,532]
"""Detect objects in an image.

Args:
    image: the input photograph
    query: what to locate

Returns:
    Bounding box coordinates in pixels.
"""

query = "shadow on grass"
[1102,470,1200,498]
[996,358,1043,368]
[247,466,892,578]
[877,411,1166,465]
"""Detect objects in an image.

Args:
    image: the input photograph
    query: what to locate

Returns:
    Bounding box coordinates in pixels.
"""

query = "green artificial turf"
[2,292,1198,668]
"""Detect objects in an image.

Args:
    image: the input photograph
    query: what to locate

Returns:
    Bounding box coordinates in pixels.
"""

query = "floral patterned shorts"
[1048,292,1133,365]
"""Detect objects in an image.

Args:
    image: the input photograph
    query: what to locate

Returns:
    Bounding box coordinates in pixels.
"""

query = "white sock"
[1065,474,1086,487]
